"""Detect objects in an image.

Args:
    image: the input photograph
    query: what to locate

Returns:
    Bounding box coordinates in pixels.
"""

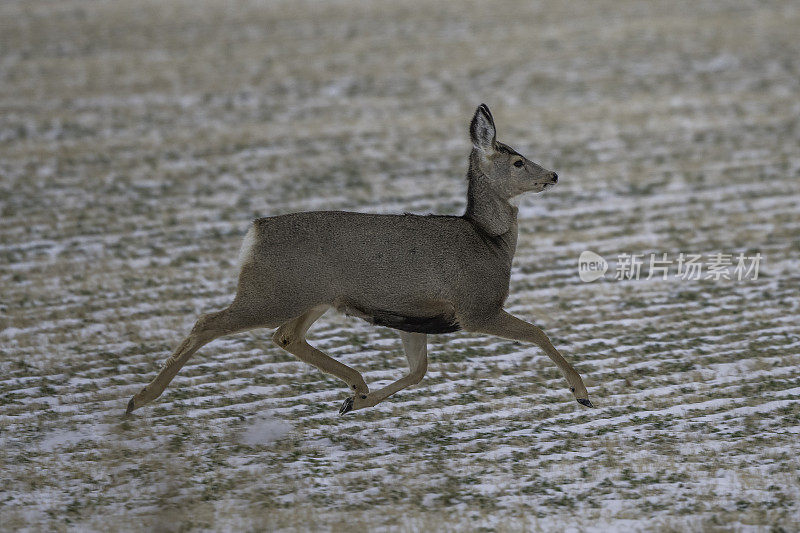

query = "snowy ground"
[2,0,800,530]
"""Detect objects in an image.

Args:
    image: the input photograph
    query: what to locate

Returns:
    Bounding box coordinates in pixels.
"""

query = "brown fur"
[126,104,593,416]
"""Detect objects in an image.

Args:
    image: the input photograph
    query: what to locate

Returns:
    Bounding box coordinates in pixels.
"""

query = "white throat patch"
[509,193,525,207]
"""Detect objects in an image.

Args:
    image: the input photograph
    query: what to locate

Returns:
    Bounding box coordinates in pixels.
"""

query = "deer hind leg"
[471,310,593,408]
[126,303,265,414]
[344,331,428,415]
[272,305,370,411]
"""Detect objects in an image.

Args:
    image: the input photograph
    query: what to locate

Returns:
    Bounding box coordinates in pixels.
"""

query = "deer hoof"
[577,398,594,408]
[339,397,354,416]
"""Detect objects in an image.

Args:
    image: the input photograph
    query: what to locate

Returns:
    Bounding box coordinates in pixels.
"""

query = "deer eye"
[513,159,524,168]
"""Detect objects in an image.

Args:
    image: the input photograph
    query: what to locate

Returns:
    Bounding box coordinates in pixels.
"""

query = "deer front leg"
[344,331,428,414]
[473,310,593,408]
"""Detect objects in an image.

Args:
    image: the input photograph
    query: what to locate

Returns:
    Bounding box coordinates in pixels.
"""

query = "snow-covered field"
[2,0,799,530]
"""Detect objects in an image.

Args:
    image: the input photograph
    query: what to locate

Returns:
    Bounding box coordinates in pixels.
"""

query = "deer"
[125,104,593,417]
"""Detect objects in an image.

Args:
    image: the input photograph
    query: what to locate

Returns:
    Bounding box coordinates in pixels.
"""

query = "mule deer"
[126,104,593,416]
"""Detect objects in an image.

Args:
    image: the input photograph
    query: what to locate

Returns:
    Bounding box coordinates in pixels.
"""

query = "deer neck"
[464,170,518,253]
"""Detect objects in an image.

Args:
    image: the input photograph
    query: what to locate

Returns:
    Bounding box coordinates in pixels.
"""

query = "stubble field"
[1,0,799,531]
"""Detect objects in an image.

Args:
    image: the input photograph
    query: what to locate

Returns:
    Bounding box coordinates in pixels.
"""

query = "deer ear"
[470,103,496,152]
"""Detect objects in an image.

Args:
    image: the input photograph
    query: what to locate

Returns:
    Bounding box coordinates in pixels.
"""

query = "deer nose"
[551,172,558,183]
